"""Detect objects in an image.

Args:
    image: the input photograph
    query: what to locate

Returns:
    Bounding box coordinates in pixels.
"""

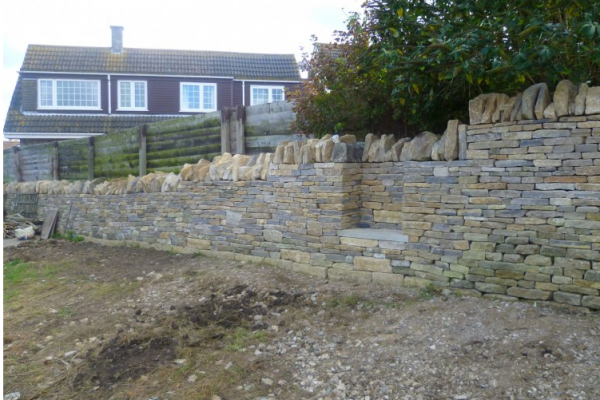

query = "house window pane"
[134,82,146,108]
[56,80,99,107]
[183,84,200,110]
[120,82,132,108]
[252,88,269,105]
[272,88,284,102]
[203,85,215,110]
[40,80,53,106]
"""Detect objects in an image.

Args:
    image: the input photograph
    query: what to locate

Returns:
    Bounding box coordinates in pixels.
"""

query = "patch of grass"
[326,295,360,308]
[52,230,84,242]
[192,251,205,258]
[419,284,442,300]
[226,328,268,352]
[4,259,64,301]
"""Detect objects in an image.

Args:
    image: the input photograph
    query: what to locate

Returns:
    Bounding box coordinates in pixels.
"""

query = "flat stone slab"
[338,228,409,243]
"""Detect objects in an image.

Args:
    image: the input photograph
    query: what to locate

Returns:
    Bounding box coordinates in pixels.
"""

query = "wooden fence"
[3,101,299,182]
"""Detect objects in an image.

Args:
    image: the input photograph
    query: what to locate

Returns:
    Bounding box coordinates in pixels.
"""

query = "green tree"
[289,15,402,138]
[292,0,600,135]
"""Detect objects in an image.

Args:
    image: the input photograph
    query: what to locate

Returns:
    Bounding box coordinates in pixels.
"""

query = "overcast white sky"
[1,0,363,140]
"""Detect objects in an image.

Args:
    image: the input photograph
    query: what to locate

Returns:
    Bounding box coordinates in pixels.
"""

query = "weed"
[419,284,441,300]
[193,251,205,258]
[226,328,268,352]
[326,295,360,308]
[53,230,84,242]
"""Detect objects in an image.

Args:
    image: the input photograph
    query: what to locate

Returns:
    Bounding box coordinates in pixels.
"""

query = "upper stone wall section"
[469,80,600,125]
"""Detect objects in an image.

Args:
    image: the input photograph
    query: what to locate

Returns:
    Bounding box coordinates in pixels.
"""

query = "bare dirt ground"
[3,240,600,400]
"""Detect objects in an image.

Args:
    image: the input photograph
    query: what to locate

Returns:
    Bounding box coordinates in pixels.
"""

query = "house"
[4,26,301,146]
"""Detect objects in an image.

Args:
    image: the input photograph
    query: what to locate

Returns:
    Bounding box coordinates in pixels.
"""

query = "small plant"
[53,230,84,242]
[326,295,360,308]
[419,284,441,300]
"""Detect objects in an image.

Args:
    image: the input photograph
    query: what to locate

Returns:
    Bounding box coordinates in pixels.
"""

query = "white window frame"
[37,79,101,110]
[250,85,285,106]
[117,80,148,111]
[179,82,217,112]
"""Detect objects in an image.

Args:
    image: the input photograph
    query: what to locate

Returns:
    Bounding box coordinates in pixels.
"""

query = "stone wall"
[5,113,600,309]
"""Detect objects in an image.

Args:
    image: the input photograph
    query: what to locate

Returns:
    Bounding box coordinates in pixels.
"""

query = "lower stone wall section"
[8,158,599,310]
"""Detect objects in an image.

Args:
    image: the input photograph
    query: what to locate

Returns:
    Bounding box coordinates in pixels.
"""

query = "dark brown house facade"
[4,26,301,145]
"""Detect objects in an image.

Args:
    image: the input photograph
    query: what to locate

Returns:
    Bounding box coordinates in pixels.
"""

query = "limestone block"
[377,134,395,162]
[431,139,443,161]
[252,153,265,180]
[239,166,252,181]
[362,133,375,162]
[509,92,523,121]
[585,86,600,115]
[273,141,289,164]
[521,83,548,120]
[321,139,336,162]
[301,141,316,164]
[543,103,557,120]
[506,287,552,300]
[469,94,489,125]
[180,163,194,181]
[401,131,439,161]
[443,120,461,161]
[354,256,391,273]
[68,180,84,194]
[263,229,283,243]
[553,80,578,117]
[331,142,356,162]
[367,138,380,162]
[534,83,551,120]
[292,141,302,164]
[281,249,311,264]
[283,142,295,164]
[492,94,510,123]
[19,181,36,194]
[574,83,588,115]
[36,180,52,194]
[481,93,502,123]
[339,134,357,144]
[582,295,600,309]
[196,165,210,182]
[260,153,273,181]
[187,238,211,250]
[499,96,517,122]
[390,138,410,162]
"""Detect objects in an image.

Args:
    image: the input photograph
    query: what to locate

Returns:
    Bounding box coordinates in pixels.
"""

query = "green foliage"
[292,0,600,135]
[53,230,84,242]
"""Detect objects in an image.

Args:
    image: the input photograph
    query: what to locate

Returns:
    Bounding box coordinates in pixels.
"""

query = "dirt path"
[4,240,600,400]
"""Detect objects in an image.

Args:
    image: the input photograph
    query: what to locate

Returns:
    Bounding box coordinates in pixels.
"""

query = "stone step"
[337,228,409,243]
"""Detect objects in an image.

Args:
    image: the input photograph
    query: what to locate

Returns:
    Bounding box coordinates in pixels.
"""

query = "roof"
[4,76,180,136]
[4,110,182,135]
[21,45,301,80]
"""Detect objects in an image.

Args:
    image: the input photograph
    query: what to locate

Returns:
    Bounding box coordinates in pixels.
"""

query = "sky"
[1,0,364,141]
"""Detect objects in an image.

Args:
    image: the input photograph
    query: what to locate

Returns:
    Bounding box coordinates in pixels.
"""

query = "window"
[118,81,147,110]
[38,79,101,110]
[180,83,217,112]
[250,86,285,105]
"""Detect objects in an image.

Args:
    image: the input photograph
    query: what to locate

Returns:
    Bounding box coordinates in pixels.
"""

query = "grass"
[52,230,84,242]
[226,328,268,352]
[3,259,64,301]
[326,295,360,308]
[419,284,442,300]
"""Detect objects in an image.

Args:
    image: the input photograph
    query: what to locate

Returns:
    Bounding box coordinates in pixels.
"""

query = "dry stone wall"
[5,80,600,309]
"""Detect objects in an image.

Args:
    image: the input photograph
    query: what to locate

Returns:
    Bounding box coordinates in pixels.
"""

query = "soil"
[3,240,600,400]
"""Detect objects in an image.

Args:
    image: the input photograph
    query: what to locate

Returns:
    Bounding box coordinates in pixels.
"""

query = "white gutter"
[233,79,301,83]
[20,71,235,80]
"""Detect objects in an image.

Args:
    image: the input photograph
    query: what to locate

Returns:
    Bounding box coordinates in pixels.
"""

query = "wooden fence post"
[12,146,22,182]
[139,124,147,176]
[53,141,59,180]
[88,137,95,180]
[221,108,231,154]
[235,105,246,155]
